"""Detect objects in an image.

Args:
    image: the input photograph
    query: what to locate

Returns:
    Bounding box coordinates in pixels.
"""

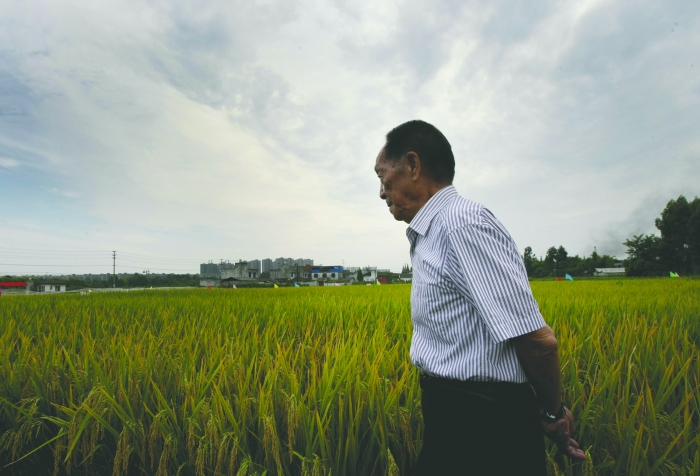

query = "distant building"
[200,262,220,278]
[199,277,221,287]
[262,257,314,271]
[248,260,261,274]
[199,257,317,277]
[0,281,30,294]
[298,281,319,287]
[269,264,293,280]
[343,266,380,282]
[0,281,28,288]
[219,261,233,276]
[271,257,291,270]
[310,265,344,281]
[82,274,110,281]
[219,278,239,288]
[399,272,413,283]
[594,268,626,277]
[221,260,258,280]
[361,267,378,281]
[269,264,310,280]
[34,281,67,293]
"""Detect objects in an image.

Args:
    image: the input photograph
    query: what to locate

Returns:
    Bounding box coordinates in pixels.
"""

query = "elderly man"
[374,120,586,475]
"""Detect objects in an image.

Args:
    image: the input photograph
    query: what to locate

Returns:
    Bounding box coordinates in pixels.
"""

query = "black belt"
[420,372,534,401]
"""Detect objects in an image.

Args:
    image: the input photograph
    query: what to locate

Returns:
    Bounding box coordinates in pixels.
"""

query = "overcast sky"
[1,0,698,275]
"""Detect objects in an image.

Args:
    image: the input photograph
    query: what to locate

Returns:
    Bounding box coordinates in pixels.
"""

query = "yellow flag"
[274,284,279,289]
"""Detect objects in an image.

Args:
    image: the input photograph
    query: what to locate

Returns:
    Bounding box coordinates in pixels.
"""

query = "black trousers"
[415,373,546,476]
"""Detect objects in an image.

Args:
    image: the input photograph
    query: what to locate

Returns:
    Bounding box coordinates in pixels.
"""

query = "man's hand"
[512,327,586,461]
[540,406,586,461]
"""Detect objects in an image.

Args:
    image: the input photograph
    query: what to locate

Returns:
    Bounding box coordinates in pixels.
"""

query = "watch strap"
[542,403,565,423]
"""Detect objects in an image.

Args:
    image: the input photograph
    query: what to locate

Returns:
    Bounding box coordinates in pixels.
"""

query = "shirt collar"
[407,185,458,237]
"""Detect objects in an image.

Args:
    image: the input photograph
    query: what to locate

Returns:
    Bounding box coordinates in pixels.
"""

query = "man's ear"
[405,151,421,181]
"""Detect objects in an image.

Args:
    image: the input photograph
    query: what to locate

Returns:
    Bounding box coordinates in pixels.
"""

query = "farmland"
[0,279,699,475]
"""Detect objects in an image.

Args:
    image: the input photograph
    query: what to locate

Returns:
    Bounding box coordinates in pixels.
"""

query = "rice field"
[0,279,698,475]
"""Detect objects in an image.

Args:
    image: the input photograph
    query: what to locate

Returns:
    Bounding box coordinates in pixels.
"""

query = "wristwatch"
[541,403,565,423]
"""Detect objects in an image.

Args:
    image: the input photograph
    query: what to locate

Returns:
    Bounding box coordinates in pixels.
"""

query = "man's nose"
[379,183,386,200]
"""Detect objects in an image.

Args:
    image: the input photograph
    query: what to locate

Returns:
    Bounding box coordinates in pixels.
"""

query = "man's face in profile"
[374,147,415,223]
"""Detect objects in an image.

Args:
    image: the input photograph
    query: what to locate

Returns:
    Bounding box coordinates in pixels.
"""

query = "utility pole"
[112,251,116,288]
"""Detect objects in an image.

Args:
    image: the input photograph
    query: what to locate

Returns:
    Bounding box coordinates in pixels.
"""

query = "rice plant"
[0,279,698,475]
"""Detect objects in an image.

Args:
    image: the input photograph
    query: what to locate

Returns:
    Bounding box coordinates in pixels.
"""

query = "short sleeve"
[446,213,546,343]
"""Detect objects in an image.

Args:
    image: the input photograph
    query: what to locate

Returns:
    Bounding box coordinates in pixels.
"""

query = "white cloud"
[48,188,80,199]
[0,158,20,168]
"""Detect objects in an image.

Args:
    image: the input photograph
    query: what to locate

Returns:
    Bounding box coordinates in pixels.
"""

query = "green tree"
[655,196,692,274]
[558,246,569,274]
[688,199,700,274]
[584,250,616,275]
[624,234,664,276]
[126,273,149,287]
[544,246,557,271]
[523,247,535,276]
[356,269,363,282]
[556,246,568,266]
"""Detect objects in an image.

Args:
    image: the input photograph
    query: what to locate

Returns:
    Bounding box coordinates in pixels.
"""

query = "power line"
[0,256,110,261]
[0,253,200,262]
[0,248,202,263]
[0,254,200,265]
[1,265,195,272]
[1,248,202,275]
[116,265,196,272]
[0,246,109,253]
[1,263,197,271]
[118,252,203,263]
[118,257,202,265]
[0,251,201,263]
[0,263,111,267]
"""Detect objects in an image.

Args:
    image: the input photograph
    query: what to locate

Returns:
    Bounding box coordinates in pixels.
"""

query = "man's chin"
[390,207,405,222]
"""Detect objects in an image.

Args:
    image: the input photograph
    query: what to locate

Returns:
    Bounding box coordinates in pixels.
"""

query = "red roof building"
[0,282,28,288]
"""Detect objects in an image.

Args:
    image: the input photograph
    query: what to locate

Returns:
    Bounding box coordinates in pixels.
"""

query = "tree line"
[523,195,700,278]
[523,246,618,278]
[623,195,700,276]
[0,273,201,290]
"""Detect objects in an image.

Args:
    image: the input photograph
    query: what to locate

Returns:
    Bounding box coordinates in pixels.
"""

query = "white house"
[36,282,67,293]
[199,277,221,287]
[594,268,626,277]
[362,267,378,281]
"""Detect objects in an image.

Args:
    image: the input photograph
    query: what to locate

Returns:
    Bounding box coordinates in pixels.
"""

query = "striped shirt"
[407,185,546,383]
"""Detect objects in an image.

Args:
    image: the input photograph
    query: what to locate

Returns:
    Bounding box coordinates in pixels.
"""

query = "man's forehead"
[374,149,388,170]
